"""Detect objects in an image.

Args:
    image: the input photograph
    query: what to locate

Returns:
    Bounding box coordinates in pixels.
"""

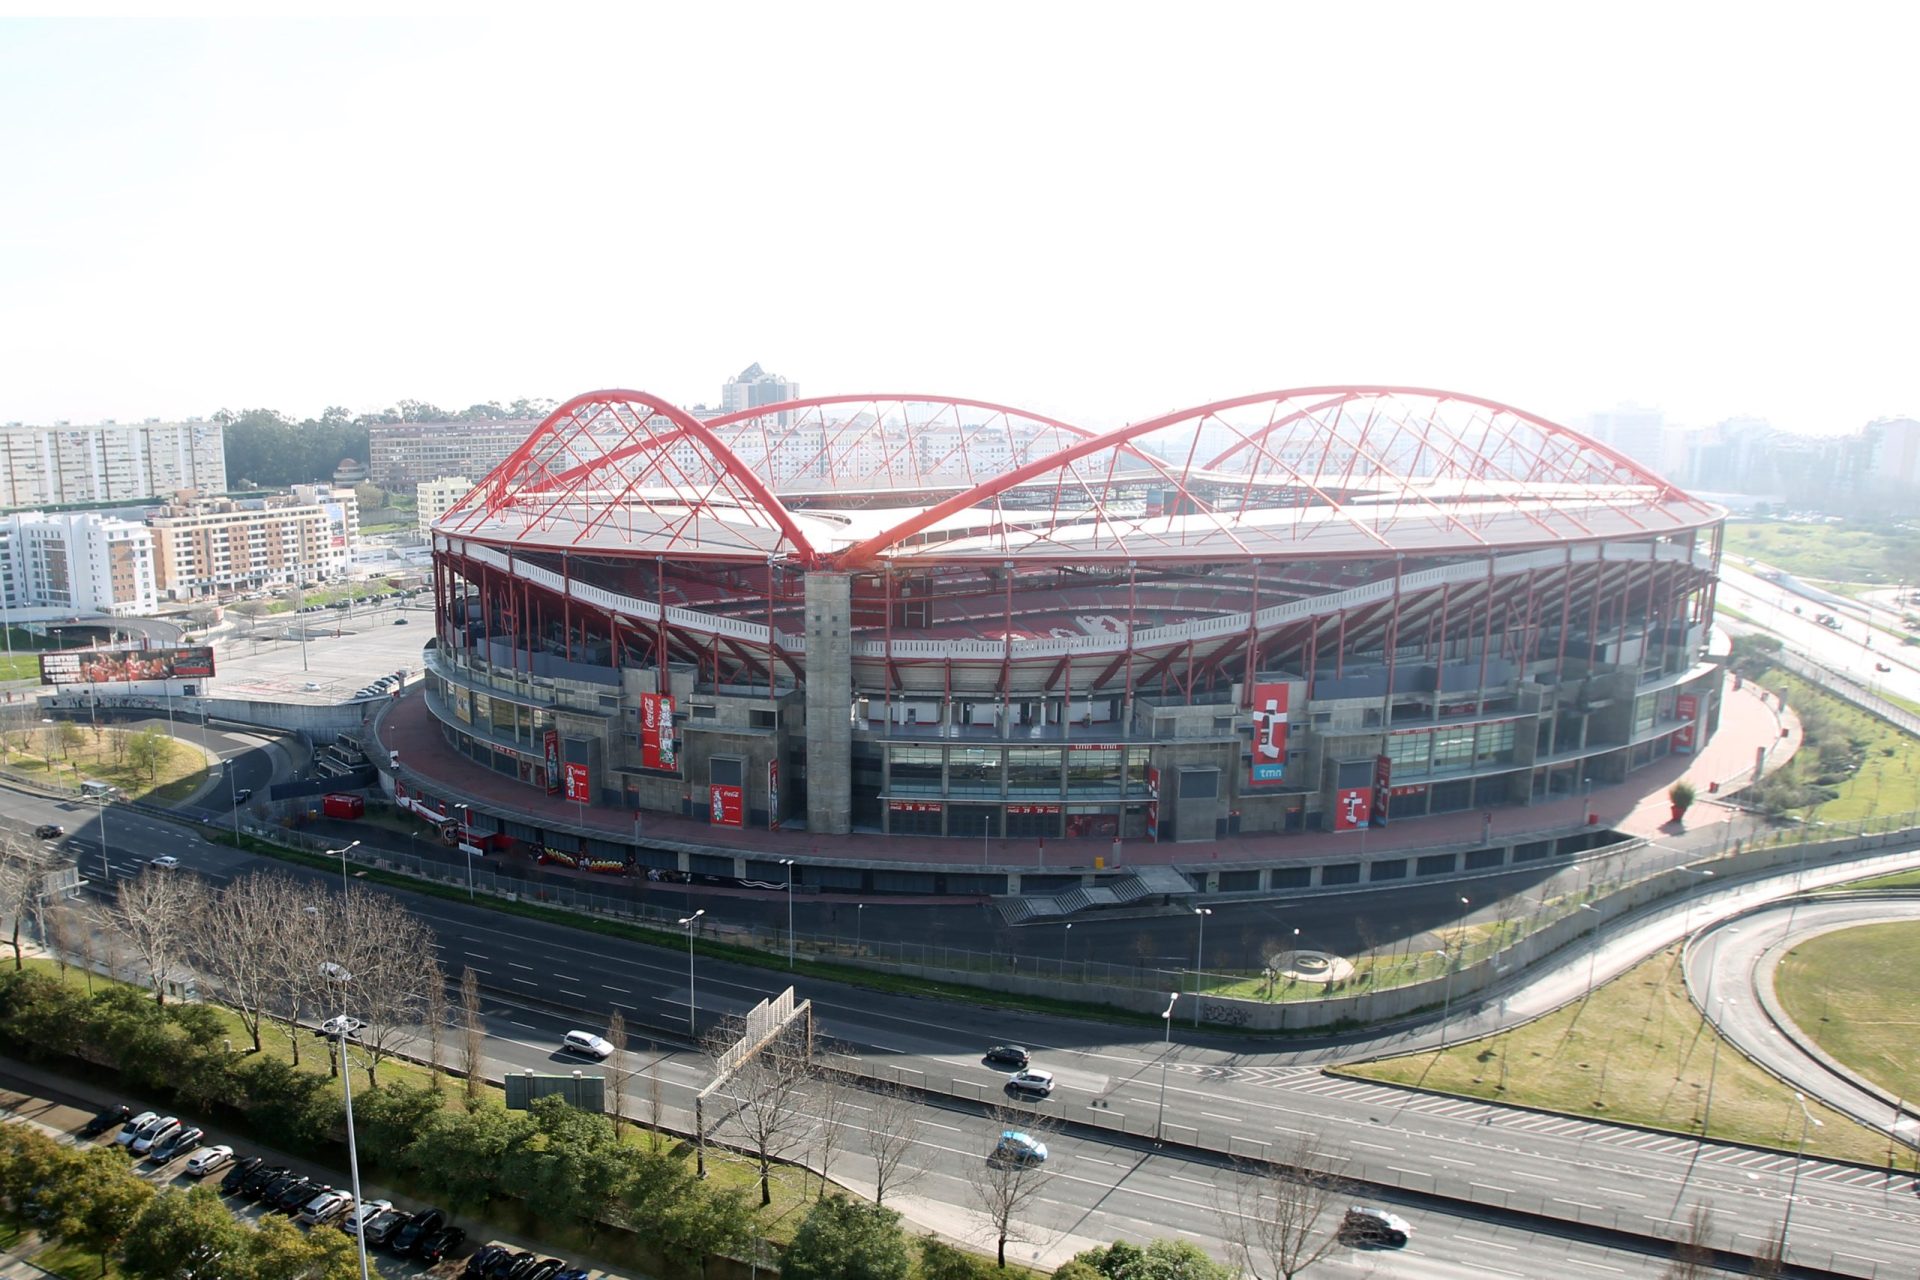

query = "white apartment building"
[0,512,157,616]
[368,420,537,489]
[146,491,346,600]
[0,419,225,508]
[417,475,473,537]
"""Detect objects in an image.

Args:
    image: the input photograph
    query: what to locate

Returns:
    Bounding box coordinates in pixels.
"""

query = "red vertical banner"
[1248,682,1289,786]
[563,761,591,802]
[1673,693,1698,754]
[710,784,744,827]
[1333,786,1370,832]
[1370,754,1392,828]
[1145,766,1161,841]
[640,693,678,772]
[767,759,781,831]
[544,730,561,794]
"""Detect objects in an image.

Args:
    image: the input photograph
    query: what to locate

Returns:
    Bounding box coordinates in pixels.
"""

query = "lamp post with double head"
[1155,993,1178,1144]
[779,858,796,969]
[1579,902,1602,1001]
[318,963,372,1280]
[455,804,475,900]
[1782,1090,1824,1258]
[1430,949,1460,1048]
[678,910,705,1036]
[1191,907,1212,1027]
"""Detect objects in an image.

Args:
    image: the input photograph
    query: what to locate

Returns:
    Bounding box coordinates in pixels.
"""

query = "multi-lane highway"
[11,784,1920,1275]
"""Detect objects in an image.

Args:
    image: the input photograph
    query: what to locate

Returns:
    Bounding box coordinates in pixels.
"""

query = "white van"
[562,1030,614,1059]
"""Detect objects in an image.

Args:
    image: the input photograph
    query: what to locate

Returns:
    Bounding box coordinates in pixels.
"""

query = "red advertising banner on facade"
[544,729,561,794]
[1332,786,1371,832]
[639,692,678,772]
[1145,766,1161,841]
[888,799,944,813]
[40,645,216,685]
[1371,754,1392,828]
[1248,682,1289,786]
[767,760,781,831]
[1673,693,1699,754]
[563,761,591,802]
[710,784,744,827]
[1006,804,1062,815]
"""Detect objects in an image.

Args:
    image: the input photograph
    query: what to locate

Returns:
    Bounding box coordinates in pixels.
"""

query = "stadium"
[422,386,1726,850]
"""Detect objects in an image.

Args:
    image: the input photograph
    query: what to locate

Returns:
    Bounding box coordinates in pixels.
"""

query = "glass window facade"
[1066,747,1123,797]
[1007,747,1063,796]
[1386,730,1429,776]
[890,746,943,794]
[1431,726,1475,770]
[948,747,1000,797]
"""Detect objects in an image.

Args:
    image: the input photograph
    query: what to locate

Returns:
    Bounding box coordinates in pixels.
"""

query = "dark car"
[148,1125,205,1164]
[552,1271,591,1280]
[1339,1205,1412,1248]
[271,1176,320,1212]
[361,1208,413,1248]
[79,1104,132,1138]
[220,1155,264,1195]
[33,823,64,840]
[459,1245,507,1279]
[415,1225,466,1264]
[238,1164,288,1200]
[984,1044,1030,1069]
[388,1207,446,1254]
[485,1251,535,1279]
[520,1261,564,1280]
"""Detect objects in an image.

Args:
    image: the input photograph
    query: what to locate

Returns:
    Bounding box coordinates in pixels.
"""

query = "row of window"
[887,745,1154,797]
[1382,720,1519,776]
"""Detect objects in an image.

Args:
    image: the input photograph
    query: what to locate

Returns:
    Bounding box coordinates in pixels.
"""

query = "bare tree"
[1662,1203,1716,1280]
[259,879,328,1065]
[865,1081,929,1207]
[326,887,436,1088]
[424,961,449,1091]
[188,871,290,1053]
[1216,1131,1349,1280]
[0,840,49,970]
[604,1010,631,1134]
[460,965,485,1107]
[965,1105,1059,1268]
[807,1059,857,1198]
[1750,1225,1786,1279]
[709,1020,814,1206]
[646,1062,665,1151]
[105,866,205,1004]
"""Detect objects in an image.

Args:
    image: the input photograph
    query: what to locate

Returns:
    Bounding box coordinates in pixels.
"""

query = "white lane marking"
[508,962,533,970]
[602,985,629,994]
[1201,1111,1237,1121]
[1349,1139,1395,1152]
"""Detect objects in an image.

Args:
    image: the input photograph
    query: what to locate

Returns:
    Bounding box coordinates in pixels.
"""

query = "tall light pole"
[319,963,372,1280]
[779,857,796,969]
[226,757,243,842]
[1579,902,1602,1002]
[1432,948,1459,1049]
[855,903,864,954]
[1782,1090,1824,1259]
[1702,996,1734,1140]
[456,804,475,900]
[1191,907,1212,1027]
[1154,993,1178,1144]
[1062,921,1072,963]
[678,910,705,1036]
[325,841,362,926]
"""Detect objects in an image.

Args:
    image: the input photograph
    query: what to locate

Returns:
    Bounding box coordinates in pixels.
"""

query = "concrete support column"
[805,572,854,836]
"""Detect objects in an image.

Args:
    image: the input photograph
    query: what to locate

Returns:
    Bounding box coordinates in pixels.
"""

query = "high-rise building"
[1583,405,1682,478]
[720,363,800,426]
[146,491,344,601]
[0,511,156,616]
[416,476,474,538]
[367,420,540,490]
[0,419,226,509]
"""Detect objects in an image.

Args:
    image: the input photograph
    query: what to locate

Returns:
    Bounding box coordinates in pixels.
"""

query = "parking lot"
[213,596,434,707]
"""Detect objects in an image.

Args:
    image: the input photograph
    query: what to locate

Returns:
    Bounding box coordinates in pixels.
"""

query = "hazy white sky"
[3,5,1915,435]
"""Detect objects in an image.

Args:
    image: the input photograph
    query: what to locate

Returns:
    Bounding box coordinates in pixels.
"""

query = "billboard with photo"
[40,645,216,685]
[544,729,561,794]
[1672,693,1698,754]
[563,761,591,802]
[1247,682,1289,785]
[640,692,678,772]
[1371,754,1392,828]
[710,784,744,827]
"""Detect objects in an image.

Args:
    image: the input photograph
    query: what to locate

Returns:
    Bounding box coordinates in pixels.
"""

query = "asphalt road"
[12,786,1920,1276]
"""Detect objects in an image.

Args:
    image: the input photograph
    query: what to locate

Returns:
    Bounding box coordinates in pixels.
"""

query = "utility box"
[322,793,365,820]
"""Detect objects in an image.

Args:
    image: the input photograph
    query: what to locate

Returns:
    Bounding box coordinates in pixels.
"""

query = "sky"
[2,5,1916,436]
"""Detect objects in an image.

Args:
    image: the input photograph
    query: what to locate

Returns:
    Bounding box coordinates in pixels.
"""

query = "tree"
[808,1066,857,1198]
[460,964,485,1107]
[865,1081,929,1207]
[57,718,86,758]
[121,1186,253,1280]
[126,725,171,781]
[106,864,205,1005]
[1215,1132,1348,1280]
[604,1009,632,1133]
[188,871,288,1052]
[424,955,449,1090]
[259,878,327,1066]
[708,1020,814,1206]
[48,1146,155,1276]
[965,1106,1059,1268]
[1070,1239,1234,1280]
[0,838,55,970]
[782,1195,911,1280]
[324,885,437,1087]
[1663,1202,1716,1279]
[247,1213,361,1280]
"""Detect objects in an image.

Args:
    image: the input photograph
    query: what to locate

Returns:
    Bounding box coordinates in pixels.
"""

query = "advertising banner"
[1673,693,1699,754]
[767,759,781,831]
[544,729,561,794]
[1332,786,1371,832]
[1248,682,1289,785]
[640,692,678,772]
[1145,765,1161,841]
[563,761,591,802]
[453,686,472,723]
[1371,754,1392,828]
[887,800,943,813]
[40,645,216,685]
[711,784,744,827]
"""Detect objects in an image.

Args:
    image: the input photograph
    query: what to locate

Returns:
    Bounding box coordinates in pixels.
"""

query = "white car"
[184,1145,234,1177]
[130,1116,181,1155]
[344,1198,393,1237]
[115,1111,160,1147]
[1007,1069,1056,1096]
[297,1188,355,1227]
[562,1029,615,1059]
[149,856,181,870]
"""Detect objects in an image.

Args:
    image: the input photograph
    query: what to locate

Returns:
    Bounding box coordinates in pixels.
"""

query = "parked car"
[344,1198,393,1237]
[561,1030,614,1059]
[33,823,64,840]
[415,1225,467,1264]
[237,1164,288,1200]
[185,1145,234,1178]
[130,1117,181,1155]
[148,1125,205,1164]
[270,1176,320,1213]
[254,1171,304,1206]
[459,1245,508,1279]
[520,1261,564,1280]
[360,1207,413,1247]
[78,1103,132,1138]
[1006,1069,1056,1096]
[115,1110,161,1148]
[552,1270,592,1280]
[389,1208,447,1254]
[479,1251,534,1279]
[984,1044,1031,1069]
[219,1155,264,1194]
[298,1188,356,1227]
[1339,1205,1412,1248]
[148,855,181,870]
[316,1015,366,1041]
[991,1130,1048,1164]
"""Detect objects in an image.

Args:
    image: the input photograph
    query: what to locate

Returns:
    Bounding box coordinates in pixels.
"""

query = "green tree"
[652,1180,754,1275]
[1072,1239,1233,1280]
[126,725,172,782]
[121,1187,253,1280]
[919,1238,1000,1280]
[408,1105,537,1207]
[48,1146,155,1276]
[56,719,86,758]
[246,1213,360,1280]
[782,1196,910,1280]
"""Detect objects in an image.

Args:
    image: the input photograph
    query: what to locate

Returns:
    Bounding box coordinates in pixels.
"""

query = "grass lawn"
[1335,945,1893,1165]
[1837,868,1920,891]
[1751,669,1920,825]
[0,727,205,803]
[1775,922,1920,1104]
[1724,520,1920,587]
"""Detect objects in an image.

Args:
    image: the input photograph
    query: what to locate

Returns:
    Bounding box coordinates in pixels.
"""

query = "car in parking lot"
[219,1155,264,1194]
[1006,1069,1056,1096]
[78,1103,131,1137]
[297,1188,355,1227]
[984,1044,1030,1069]
[34,823,64,840]
[148,1125,205,1164]
[562,1030,614,1059]
[115,1111,161,1148]
[415,1225,467,1264]
[519,1261,565,1280]
[185,1145,234,1178]
[1339,1205,1412,1248]
[360,1206,413,1247]
[237,1164,288,1200]
[389,1207,447,1254]
[270,1176,320,1212]
[464,1249,527,1279]
[344,1198,392,1237]
[991,1130,1048,1164]
[130,1117,181,1156]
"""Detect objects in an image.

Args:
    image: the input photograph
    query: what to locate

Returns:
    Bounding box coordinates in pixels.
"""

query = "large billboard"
[1673,693,1698,754]
[40,645,216,685]
[767,760,781,831]
[1332,786,1370,832]
[640,692,678,772]
[544,729,561,795]
[1370,754,1392,828]
[1248,682,1289,785]
[710,784,744,827]
[563,761,591,803]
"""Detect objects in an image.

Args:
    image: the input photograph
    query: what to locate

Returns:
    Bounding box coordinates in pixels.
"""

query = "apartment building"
[0,511,156,616]
[146,491,344,600]
[0,419,226,508]
[367,420,537,489]
[416,475,473,537]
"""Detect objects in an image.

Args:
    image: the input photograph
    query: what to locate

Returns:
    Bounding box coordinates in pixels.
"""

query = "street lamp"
[1782,1091,1824,1258]
[317,963,373,1280]
[855,903,865,954]
[1062,921,1072,963]
[678,910,705,1035]
[455,804,475,900]
[779,858,796,969]
[1154,993,1178,1143]
[325,841,362,931]
[1191,907,1212,1027]
[1703,996,1734,1140]
[1431,948,1459,1049]
[1579,902,1602,1001]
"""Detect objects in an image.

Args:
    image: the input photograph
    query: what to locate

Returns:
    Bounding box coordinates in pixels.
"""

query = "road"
[1720,564,1918,704]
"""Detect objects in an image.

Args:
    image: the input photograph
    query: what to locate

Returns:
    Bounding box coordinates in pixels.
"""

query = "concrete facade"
[805,572,853,835]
